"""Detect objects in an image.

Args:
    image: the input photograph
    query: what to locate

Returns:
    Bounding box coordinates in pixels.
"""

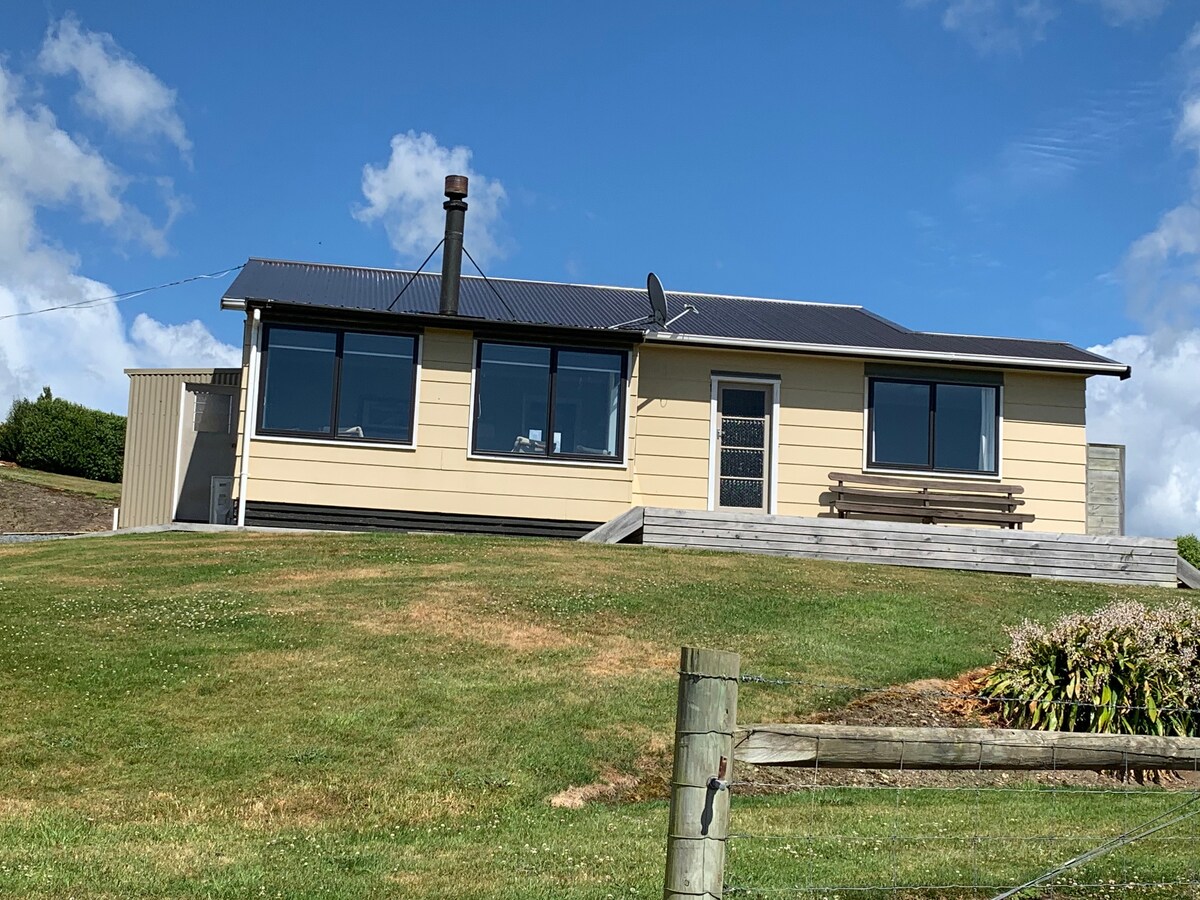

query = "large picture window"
[258,325,418,444]
[868,377,999,475]
[473,341,626,462]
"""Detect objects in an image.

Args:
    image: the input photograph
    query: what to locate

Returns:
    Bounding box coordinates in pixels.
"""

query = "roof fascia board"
[124,367,242,376]
[644,332,1132,379]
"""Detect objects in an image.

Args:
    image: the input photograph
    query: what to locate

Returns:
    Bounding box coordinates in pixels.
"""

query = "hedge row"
[0,387,126,483]
[1180,534,1200,570]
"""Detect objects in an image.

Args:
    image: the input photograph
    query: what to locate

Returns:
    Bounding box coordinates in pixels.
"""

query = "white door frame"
[707,375,781,515]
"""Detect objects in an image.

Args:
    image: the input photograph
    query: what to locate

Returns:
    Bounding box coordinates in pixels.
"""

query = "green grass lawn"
[0,531,1190,898]
[0,465,121,503]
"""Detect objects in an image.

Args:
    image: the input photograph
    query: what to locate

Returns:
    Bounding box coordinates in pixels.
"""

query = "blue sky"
[2,1,1199,534]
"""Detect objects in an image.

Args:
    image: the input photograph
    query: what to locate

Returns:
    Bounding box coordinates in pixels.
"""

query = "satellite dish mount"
[607,271,698,331]
[647,272,667,330]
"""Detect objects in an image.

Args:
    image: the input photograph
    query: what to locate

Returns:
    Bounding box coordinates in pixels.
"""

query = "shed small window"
[193,392,232,433]
[868,377,999,475]
[258,325,418,444]
[473,342,625,461]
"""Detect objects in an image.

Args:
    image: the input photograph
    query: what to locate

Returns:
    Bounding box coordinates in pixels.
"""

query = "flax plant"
[981,600,1200,736]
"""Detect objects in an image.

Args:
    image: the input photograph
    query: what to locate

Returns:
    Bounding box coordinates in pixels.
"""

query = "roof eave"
[236,298,645,346]
[644,332,1132,378]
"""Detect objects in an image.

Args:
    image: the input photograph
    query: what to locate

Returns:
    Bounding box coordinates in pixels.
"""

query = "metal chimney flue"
[439,175,469,316]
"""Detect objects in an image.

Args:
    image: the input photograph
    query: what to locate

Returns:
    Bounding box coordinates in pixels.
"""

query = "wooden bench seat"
[824,471,1034,529]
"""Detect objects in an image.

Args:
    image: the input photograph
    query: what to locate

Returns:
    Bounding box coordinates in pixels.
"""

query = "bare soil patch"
[550,729,673,808]
[550,771,640,809]
[0,476,114,533]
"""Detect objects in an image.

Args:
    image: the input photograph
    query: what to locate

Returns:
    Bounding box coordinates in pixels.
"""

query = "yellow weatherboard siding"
[242,328,637,523]
[629,346,1087,532]
[631,345,864,515]
[1002,371,1087,533]
[233,321,1089,534]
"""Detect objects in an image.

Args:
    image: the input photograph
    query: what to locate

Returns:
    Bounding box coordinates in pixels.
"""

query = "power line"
[0,265,245,322]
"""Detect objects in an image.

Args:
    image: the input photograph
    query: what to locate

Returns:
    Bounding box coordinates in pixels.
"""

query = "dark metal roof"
[223,258,1129,376]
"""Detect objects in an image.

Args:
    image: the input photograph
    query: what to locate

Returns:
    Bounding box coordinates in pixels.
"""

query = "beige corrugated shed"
[119,368,241,528]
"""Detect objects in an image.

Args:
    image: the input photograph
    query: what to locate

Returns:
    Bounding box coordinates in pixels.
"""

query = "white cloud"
[1087,333,1200,537]
[1084,0,1168,25]
[128,314,240,370]
[354,130,508,266]
[38,14,191,159]
[907,0,1057,55]
[0,30,233,416]
[1085,29,1200,538]
[910,0,1170,54]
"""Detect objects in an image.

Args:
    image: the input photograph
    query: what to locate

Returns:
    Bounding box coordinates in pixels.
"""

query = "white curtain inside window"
[979,387,997,471]
[607,372,620,455]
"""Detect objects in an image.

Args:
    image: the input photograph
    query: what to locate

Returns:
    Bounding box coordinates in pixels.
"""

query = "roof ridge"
[245,257,862,309]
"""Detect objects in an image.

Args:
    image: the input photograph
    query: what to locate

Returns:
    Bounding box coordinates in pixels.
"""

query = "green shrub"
[1180,534,1200,570]
[980,600,1200,736]
[0,387,126,482]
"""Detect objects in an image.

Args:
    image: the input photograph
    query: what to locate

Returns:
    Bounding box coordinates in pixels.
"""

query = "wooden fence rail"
[736,723,1200,770]
[665,646,1200,899]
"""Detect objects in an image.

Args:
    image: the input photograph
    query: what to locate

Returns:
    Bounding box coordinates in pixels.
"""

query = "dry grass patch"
[269,565,399,587]
[37,573,116,589]
[415,562,470,577]
[390,592,672,677]
[233,786,351,829]
[0,797,36,819]
[583,636,674,678]
[118,840,217,875]
[548,770,639,809]
[384,597,570,653]
[222,647,344,682]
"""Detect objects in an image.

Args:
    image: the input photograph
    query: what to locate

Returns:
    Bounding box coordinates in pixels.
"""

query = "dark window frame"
[866,376,1001,476]
[471,338,628,464]
[256,322,420,446]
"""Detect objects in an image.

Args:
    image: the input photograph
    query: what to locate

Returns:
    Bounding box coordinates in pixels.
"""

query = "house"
[119,176,1131,538]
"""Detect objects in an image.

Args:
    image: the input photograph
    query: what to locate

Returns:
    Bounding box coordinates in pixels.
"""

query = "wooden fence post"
[664,646,740,900]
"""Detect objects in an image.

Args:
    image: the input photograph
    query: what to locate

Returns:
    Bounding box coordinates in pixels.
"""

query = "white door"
[715,382,772,512]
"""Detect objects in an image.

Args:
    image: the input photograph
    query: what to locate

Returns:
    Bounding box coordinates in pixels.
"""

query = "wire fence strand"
[724,670,1200,898]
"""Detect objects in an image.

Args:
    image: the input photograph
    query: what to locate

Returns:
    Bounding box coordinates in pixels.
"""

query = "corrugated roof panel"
[222,258,1126,373]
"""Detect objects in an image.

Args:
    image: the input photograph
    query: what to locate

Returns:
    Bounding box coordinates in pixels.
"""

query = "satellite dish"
[647,272,667,329]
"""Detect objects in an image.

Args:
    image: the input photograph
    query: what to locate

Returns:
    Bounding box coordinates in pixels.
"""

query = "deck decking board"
[590,507,1179,587]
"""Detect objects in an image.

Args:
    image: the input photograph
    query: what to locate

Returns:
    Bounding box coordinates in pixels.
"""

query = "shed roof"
[222,258,1129,378]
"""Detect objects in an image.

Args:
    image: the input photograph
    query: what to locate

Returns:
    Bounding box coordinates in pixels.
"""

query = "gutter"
[643,331,1133,379]
[236,309,261,527]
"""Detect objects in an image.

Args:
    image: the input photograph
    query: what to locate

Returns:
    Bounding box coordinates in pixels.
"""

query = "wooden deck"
[580,507,1180,588]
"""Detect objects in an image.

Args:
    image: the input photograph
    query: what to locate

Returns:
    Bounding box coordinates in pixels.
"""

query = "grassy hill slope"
[0,532,1185,897]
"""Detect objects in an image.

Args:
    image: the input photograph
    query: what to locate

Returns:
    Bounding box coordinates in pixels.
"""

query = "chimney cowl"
[444,174,469,199]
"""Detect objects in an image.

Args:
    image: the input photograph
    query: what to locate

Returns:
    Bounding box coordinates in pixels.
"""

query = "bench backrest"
[827,471,1023,496]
